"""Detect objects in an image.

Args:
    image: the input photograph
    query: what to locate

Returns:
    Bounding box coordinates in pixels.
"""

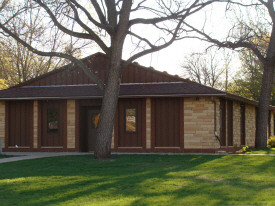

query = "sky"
[120,1,240,78]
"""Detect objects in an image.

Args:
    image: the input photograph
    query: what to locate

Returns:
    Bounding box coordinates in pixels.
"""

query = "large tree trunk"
[94,51,123,159]
[256,65,274,148]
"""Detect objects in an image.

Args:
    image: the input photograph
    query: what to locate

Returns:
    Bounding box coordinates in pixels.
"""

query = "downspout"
[212,96,221,146]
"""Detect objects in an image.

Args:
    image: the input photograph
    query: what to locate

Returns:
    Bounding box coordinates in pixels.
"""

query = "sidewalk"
[1,152,275,164]
[0,152,91,164]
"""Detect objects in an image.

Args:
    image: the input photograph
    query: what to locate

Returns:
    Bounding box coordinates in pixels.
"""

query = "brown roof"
[0,82,225,100]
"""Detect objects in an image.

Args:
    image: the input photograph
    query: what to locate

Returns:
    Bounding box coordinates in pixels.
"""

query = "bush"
[267,137,275,148]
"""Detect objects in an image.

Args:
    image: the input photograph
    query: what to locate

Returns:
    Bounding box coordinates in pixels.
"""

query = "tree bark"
[94,50,123,159]
[256,65,274,148]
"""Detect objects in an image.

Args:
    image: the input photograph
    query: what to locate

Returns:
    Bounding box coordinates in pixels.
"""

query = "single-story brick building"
[0,53,274,153]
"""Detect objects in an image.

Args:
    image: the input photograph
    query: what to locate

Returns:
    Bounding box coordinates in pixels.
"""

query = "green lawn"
[1,154,275,206]
[244,147,275,154]
[0,154,13,159]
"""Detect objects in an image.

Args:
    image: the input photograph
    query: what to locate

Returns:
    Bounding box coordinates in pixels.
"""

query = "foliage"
[2,154,275,205]
[227,33,275,105]
[238,145,251,153]
[267,137,275,148]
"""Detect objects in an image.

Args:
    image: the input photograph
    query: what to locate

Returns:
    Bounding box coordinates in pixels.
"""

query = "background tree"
[228,49,263,100]
[0,0,222,158]
[183,0,275,148]
[181,48,230,90]
[0,0,89,87]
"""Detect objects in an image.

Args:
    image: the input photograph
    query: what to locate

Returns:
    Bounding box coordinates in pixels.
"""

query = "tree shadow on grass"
[1,154,275,206]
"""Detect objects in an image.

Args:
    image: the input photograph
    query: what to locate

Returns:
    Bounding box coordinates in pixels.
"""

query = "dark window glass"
[125,108,136,132]
[48,109,59,133]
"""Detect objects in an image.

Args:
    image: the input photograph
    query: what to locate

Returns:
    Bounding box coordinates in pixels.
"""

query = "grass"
[0,154,13,159]
[242,147,275,154]
[1,154,275,205]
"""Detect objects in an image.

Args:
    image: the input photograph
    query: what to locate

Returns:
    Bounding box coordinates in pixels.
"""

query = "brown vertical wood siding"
[8,101,32,147]
[118,99,143,147]
[22,54,184,87]
[155,98,180,147]
[227,100,233,146]
[41,100,66,147]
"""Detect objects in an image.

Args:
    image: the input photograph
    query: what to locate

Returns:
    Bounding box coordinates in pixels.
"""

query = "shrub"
[267,137,275,148]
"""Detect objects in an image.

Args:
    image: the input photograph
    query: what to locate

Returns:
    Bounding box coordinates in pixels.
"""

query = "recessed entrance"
[80,106,101,152]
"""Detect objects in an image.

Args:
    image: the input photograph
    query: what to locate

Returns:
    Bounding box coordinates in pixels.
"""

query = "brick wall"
[233,102,241,147]
[67,100,75,149]
[245,105,256,147]
[0,101,4,149]
[111,127,114,149]
[146,98,151,149]
[33,101,38,148]
[184,97,219,149]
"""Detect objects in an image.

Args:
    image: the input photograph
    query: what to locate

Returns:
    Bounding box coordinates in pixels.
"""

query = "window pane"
[48,109,59,133]
[126,108,136,132]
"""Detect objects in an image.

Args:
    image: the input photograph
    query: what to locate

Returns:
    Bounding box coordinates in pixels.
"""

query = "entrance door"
[87,107,100,151]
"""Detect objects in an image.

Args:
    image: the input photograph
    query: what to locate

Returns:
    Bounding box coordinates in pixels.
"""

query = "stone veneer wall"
[233,102,241,147]
[146,98,151,149]
[245,105,256,147]
[268,111,274,137]
[111,128,114,149]
[33,101,38,148]
[0,101,4,149]
[67,100,76,148]
[184,97,219,149]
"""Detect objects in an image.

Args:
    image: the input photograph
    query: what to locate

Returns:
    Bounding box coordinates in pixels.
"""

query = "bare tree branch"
[0,22,104,90]
[183,21,267,65]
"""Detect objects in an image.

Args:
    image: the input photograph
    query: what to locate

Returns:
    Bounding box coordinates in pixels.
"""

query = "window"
[125,108,136,132]
[47,109,59,133]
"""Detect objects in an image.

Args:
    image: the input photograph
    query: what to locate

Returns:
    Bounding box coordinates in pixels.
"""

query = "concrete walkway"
[2,152,275,164]
[0,152,91,164]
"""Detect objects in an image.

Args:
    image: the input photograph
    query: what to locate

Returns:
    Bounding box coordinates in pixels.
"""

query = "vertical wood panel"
[227,100,233,146]
[5,102,9,148]
[151,99,155,149]
[8,101,32,147]
[41,100,65,147]
[63,101,67,150]
[142,99,146,149]
[30,101,34,149]
[114,106,119,150]
[118,99,143,147]
[155,98,180,147]
[180,98,184,148]
[38,101,41,148]
[75,100,80,151]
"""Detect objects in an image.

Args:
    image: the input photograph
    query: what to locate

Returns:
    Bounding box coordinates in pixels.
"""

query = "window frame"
[124,107,137,133]
[47,108,59,133]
